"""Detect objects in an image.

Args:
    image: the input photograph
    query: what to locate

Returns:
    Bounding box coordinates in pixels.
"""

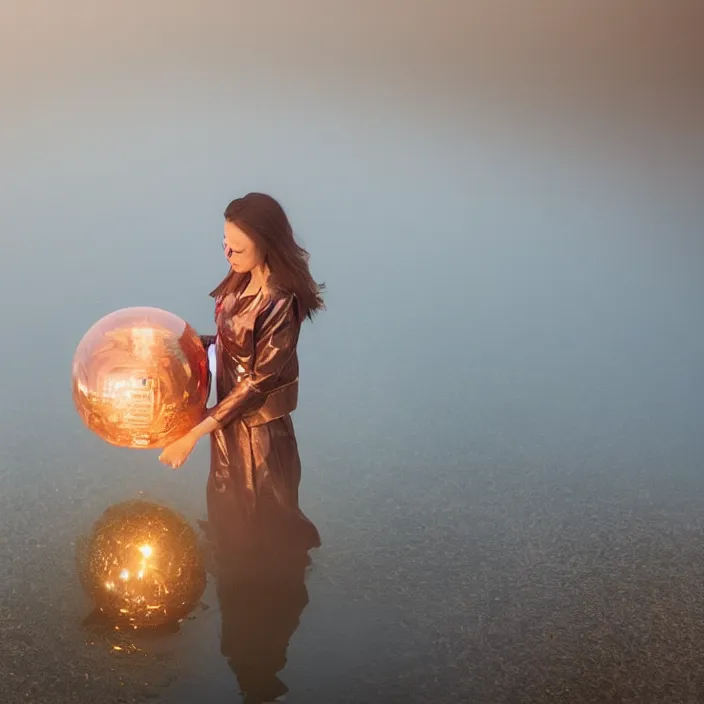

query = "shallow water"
[1,3,704,703]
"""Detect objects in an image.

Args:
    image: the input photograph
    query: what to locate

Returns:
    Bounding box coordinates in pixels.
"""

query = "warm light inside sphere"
[79,500,206,629]
[139,544,153,558]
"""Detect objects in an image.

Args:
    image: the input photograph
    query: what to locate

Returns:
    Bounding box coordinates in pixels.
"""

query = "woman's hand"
[159,431,198,470]
[157,414,221,469]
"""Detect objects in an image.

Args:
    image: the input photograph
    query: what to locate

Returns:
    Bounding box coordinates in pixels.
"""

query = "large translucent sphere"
[72,307,209,449]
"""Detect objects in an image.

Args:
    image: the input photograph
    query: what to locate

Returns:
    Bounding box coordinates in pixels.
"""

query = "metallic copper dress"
[200,277,320,565]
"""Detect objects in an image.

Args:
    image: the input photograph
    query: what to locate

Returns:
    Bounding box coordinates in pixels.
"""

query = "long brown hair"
[209,193,325,320]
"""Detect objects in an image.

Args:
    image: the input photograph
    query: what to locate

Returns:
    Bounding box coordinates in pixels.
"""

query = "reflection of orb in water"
[79,500,206,629]
[71,307,209,449]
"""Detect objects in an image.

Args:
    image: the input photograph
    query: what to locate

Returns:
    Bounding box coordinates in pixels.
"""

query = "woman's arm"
[158,411,221,469]
[186,414,220,441]
[158,296,297,469]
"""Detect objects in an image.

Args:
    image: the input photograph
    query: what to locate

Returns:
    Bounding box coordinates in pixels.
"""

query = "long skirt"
[206,414,320,567]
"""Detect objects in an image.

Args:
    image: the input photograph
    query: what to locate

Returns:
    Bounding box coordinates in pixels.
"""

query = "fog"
[0,1,702,702]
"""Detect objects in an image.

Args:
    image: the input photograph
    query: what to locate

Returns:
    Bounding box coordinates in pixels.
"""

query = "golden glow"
[79,500,206,629]
[71,307,209,450]
[138,544,153,558]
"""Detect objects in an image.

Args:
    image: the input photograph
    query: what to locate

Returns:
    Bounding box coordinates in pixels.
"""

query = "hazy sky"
[2,1,702,128]
[0,0,701,411]
[1,2,701,233]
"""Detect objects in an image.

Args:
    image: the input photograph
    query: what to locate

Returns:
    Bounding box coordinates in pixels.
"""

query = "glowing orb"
[72,307,209,449]
[79,500,206,629]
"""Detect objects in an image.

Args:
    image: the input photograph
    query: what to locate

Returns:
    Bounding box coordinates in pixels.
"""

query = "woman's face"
[222,220,265,273]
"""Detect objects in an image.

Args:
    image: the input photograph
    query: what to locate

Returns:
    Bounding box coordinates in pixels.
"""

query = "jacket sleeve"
[206,296,298,427]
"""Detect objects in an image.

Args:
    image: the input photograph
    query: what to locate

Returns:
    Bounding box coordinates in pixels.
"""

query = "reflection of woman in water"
[158,192,324,566]
[217,549,310,703]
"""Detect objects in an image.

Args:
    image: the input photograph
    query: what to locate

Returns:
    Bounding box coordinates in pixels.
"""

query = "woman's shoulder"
[258,286,299,328]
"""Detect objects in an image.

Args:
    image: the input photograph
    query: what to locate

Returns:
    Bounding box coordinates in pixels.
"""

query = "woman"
[158,192,324,567]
